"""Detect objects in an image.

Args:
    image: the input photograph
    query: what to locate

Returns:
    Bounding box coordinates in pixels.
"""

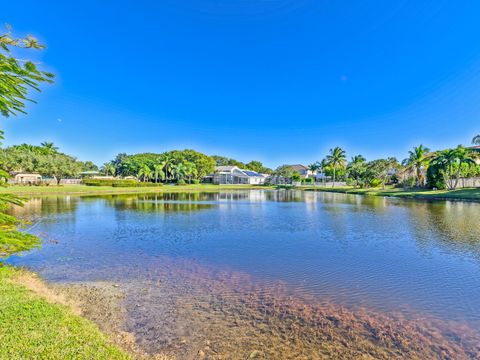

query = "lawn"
[303,186,480,202]
[0,265,130,360]
[0,184,273,196]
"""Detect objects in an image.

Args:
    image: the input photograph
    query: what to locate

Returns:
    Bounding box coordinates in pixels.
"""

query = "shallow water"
[7,190,480,358]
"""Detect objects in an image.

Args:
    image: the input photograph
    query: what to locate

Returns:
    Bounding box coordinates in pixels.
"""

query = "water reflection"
[7,190,480,358]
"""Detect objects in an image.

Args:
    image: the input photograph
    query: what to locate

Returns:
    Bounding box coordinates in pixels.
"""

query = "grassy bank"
[302,186,480,202]
[0,184,273,196]
[0,265,129,359]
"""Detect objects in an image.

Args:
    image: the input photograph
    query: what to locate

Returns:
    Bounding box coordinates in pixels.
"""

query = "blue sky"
[2,0,480,168]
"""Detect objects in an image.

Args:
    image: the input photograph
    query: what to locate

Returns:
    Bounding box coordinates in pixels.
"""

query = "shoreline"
[301,185,480,203]
[1,183,479,203]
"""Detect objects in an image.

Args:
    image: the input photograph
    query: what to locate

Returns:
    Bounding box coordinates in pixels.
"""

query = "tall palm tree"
[432,146,476,190]
[326,147,347,187]
[160,155,174,181]
[402,145,431,187]
[153,164,164,183]
[137,164,152,182]
[350,155,366,165]
[183,161,197,183]
[473,134,480,145]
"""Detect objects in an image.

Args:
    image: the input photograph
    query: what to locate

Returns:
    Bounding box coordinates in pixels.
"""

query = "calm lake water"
[7,190,480,358]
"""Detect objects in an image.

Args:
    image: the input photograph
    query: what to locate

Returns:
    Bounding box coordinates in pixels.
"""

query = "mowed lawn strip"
[0,266,130,360]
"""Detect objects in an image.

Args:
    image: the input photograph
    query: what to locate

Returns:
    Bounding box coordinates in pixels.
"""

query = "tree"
[326,147,347,187]
[1,28,52,258]
[38,153,82,185]
[0,27,54,117]
[431,146,477,190]
[402,145,431,187]
[40,141,58,154]
[346,155,367,188]
[82,160,98,172]
[137,164,153,182]
[102,162,116,176]
[472,135,480,145]
[153,164,164,183]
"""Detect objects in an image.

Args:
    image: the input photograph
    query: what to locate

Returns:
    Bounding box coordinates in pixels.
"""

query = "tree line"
[271,137,479,190]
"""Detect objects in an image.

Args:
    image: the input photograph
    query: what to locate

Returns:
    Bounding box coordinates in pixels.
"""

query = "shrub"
[176,179,186,185]
[83,179,162,188]
[191,179,200,184]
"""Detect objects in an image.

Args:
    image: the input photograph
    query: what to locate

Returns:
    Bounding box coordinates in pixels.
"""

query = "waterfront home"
[10,173,42,185]
[288,164,316,178]
[206,166,266,185]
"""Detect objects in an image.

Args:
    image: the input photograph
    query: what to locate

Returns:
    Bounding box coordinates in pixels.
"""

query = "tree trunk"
[332,167,336,188]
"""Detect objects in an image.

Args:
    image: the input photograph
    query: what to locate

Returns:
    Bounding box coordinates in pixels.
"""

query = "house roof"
[288,164,309,171]
[215,166,238,172]
[242,170,264,177]
[469,146,480,151]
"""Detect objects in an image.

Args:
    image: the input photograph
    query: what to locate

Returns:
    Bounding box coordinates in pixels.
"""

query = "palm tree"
[350,155,366,165]
[153,164,164,183]
[137,164,152,182]
[183,161,197,183]
[326,147,347,187]
[40,141,58,154]
[432,146,476,190]
[402,145,431,187]
[102,162,116,176]
[160,155,174,181]
[473,134,480,145]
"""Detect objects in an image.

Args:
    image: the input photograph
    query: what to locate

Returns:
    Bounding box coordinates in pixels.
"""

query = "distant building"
[206,166,266,185]
[287,164,316,178]
[11,173,42,185]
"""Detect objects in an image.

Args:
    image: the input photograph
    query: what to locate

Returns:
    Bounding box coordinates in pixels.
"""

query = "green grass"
[0,184,273,196]
[0,266,130,360]
[302,185,480,201]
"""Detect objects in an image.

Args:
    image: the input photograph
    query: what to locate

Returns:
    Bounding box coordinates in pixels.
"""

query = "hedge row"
[83,179,162,187]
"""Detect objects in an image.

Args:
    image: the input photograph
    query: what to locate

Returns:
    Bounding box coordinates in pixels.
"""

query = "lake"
[8,190,480,359]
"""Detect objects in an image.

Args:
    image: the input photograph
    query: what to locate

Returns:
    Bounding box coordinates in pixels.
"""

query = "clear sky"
[2,0,480,168]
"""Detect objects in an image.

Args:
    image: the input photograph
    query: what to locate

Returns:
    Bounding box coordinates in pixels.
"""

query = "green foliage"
[473,134,480,145]
[245,160,272,174]
[431,145,477,190]
[111,149,215,183]
[0,143,83,183]
[83,179,161,188]
[0,231,40,258]
[176,179,186,185]
[402,145,431,187]
[0,27,54,117]
[426,163,446,190]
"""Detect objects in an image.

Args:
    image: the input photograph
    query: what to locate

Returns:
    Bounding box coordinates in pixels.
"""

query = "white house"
[288,164,316,178]
[208,166,266,185]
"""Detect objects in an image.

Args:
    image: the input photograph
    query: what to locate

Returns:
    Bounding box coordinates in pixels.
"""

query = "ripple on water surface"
[7,190,480,358]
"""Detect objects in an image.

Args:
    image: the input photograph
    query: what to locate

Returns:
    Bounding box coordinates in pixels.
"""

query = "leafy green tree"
[82,161,98,172]
[402,145,431,187]
[346,155,367,188]
[431,146,477,190]
[0,27,52,258]
[326,147,347,187]
[0,27,54,116]
[38,153,82,185]
[137,164,153,182]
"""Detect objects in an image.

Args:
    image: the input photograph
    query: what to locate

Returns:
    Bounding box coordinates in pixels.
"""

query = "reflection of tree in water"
[8,196,80,218]
[406,201,480,260]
